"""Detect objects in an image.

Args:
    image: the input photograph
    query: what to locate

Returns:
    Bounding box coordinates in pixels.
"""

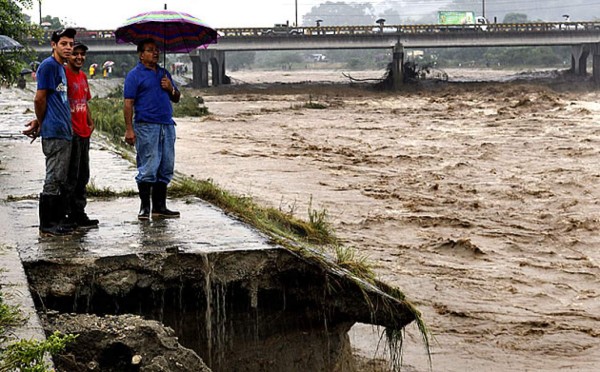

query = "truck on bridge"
[438,11,489,30]
[264,21,302,35]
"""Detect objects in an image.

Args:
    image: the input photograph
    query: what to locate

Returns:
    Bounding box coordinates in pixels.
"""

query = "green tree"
[503,13,528,23]
[41,14,63,29]
[0,0,41,85]
[302,1,377,26]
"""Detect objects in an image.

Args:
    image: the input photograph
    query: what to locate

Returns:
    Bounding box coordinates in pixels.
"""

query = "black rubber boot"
[151,182,180,218]
[39,194,73,236]
[59,194,78,230]
[73,212,99,228]
[138,182,152,220]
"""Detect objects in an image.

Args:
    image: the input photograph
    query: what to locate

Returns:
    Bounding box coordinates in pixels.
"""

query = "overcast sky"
[22,0,599,30]
[22,0,356,29]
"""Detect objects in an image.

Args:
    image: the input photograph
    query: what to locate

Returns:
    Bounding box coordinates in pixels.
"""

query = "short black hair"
[137,38,157,53]
[73,41,88,51]
[51,28,76,43]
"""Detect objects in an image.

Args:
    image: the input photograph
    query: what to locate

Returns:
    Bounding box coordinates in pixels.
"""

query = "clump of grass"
[1,289,77,371]
[5,194,37,202]
[307,197,330,233]
[106,84,123,99]
[0,292,23,342]
[381,286,433,372]
[168,177,337,245]
[333,245,375,281]
[85,181,136,198]
[89,97,125,143]
[0,331,77,371]
[304,94,328,109]
[173,95,209,117]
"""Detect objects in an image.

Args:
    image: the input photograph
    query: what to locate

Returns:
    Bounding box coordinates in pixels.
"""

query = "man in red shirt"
[64,41,99,228]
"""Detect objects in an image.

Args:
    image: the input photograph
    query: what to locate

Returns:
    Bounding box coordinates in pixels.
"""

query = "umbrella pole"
[164,3,167,68]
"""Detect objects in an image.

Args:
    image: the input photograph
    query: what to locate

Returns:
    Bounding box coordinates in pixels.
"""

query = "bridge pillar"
[190,49,227,88]
[392,43,404,90]
[591,44,600,86]
[190,56,209,88]
[570,45,589,76]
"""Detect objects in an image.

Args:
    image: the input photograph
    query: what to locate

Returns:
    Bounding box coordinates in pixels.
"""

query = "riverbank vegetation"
[0,267,75,371]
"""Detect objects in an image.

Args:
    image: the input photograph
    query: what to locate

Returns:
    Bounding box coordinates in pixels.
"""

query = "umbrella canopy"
[20,68,33,76]
[103,61,115,68]
[0,35,23,52]
[115,9,218,54]
[90,63,98,68]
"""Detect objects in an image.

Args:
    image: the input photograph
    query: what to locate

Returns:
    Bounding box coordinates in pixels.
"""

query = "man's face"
[52,36,74,63]
[140,42,159,66]
[68,47,86,70]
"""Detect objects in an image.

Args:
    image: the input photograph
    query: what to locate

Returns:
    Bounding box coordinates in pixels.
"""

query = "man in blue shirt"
[25,28,76,236]
[123,38,181,220]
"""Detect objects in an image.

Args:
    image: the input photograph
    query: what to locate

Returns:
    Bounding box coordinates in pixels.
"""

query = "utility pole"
[295,0,298,27]
[482,0,486,18]
[38,0,42,25]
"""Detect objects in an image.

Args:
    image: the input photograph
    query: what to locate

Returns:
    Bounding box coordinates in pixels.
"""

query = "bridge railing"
[215,22,600,37]
[28,22,600,44]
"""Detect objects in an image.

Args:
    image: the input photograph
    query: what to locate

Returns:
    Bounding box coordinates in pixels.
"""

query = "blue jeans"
[133,122,176,184]
[42,138,71,196]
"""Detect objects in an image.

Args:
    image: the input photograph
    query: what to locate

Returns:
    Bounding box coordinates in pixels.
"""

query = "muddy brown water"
[2,69,600,371]
[174,68,600,371]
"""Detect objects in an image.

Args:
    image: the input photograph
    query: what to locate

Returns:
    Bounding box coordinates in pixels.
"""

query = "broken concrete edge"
[23,244,430,367]
[282,244,432,365]
[0,244,54,370]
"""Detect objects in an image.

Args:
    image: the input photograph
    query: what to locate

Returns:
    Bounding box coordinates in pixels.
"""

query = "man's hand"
[160,76,173,92]
[124,128,135,146]
[23,119,40,142]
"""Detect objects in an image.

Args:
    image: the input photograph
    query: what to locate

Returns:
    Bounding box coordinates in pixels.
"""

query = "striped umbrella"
[115,9,218,65]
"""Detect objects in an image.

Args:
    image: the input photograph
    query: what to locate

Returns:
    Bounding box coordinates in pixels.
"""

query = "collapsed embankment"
[25,248,417,371]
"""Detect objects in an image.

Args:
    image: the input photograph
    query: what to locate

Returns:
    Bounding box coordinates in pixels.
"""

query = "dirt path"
[174,69,600,371]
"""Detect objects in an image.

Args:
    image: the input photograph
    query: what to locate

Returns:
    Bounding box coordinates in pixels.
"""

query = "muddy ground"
[172,68,600,371]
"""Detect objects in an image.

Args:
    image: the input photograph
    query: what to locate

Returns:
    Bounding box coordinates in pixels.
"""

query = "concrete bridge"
[27,22,600,89]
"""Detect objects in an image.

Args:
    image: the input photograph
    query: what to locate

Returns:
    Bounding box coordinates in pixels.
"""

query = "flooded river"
[175,68,600,371]
[2,68,600,371]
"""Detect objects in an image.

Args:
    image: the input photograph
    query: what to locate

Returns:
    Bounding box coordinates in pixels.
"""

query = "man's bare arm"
[124,98,135,145]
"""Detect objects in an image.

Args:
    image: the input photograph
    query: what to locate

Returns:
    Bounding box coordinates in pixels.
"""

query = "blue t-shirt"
[37,56,72,140]
[123,62,177,125]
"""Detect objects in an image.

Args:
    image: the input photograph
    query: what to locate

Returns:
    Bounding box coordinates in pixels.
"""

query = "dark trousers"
[64,134,90,217]
[41,138,71,196]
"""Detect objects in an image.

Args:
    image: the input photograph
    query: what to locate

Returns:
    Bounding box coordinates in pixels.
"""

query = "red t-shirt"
[65,67,92,138]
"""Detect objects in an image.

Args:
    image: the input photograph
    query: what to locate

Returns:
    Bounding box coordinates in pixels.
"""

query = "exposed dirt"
[171,68,600,371]
[44,312,212,372]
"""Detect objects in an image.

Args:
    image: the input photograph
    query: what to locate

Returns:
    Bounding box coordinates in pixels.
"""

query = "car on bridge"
[263,23,303,35]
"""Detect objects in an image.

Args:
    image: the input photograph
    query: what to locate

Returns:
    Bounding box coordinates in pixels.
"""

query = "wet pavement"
[0,85,273,262]
[0,85,275,356]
